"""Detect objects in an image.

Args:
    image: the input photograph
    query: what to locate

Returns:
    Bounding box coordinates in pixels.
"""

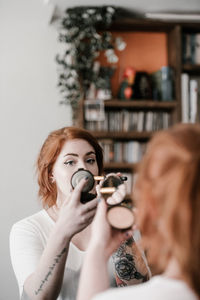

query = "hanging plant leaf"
[56,5,127,122]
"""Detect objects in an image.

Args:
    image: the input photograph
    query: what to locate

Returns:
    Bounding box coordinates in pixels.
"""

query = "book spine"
[189,79,198,123]
[181,73,190,123]
[195,34,200,64]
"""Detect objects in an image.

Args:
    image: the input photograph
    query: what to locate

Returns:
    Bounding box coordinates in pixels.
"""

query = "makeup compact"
[100,174,134,230]
[71,168,95,193]
[70,169,134,229]
[71,168,96,203]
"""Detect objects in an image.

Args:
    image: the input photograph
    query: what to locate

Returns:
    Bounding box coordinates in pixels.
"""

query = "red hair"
[134,123,200,296]
[36,127,103,208]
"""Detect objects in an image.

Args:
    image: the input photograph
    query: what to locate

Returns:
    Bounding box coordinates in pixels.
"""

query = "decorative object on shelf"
[86,61,116,101]
[151,66,174,101]
[118,67,136,100]
[133,71,152,99]
[84,99,105,121]
[56,6,126,122]
[182,33,200,65]
[95,66,116,100]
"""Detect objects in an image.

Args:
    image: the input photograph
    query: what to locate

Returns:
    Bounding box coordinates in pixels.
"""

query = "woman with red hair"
[10,126,150,300]
[77,123,200,300]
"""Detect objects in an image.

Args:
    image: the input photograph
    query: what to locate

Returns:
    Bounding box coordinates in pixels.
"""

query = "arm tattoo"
[34,247,67,295]
[112,237,149,285]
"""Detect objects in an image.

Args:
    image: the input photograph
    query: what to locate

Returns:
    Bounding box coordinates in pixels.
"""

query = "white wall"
[0,0,71,298]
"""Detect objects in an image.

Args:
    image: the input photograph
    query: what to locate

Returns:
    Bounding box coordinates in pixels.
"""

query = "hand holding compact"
[57,177,98,239]
[99,173,134,230]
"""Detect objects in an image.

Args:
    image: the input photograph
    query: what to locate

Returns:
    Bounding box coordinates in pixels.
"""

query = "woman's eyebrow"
[85,151,96,156]
[64,151,95,157]
[64,153,78,157]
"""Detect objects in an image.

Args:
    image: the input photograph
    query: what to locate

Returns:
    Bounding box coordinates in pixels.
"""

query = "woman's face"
[52,139,99,202]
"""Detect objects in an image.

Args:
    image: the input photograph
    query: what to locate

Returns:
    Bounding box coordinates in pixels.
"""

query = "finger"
[96,184,101,197]
[122,229,134,241]
[116,229,133,244]
[81,207,97,225]
[117,183,126,197]
[71,177,89,203]
[116,172,121,177]
[95,198,107,219]
[106,184,126,205]
[132,224,138,231]
[86,207,97,218]
[83,197,98,212]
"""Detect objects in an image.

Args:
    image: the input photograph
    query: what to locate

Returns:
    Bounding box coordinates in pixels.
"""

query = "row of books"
[99,139,147,164]
[85,110,172,132]
[182,33,200,65]
[181,74,200,123]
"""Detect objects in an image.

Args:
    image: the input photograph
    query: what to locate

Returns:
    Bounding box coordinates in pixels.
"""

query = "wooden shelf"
[92,131,152,139]
[105,18,176,32]
[104,162,137,170]
[182,64,200,73]
[104,100,177,109]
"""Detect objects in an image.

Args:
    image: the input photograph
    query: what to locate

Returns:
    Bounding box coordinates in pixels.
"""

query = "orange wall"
[99,32,168,97]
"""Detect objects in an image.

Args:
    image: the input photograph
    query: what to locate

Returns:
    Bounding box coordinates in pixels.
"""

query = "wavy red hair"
[36,127,103,208]
[134,123,200,296]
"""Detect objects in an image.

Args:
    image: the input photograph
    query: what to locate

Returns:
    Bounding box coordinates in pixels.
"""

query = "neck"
[46,194,67,222]
[46,204,60,222]
[164,257,183,281]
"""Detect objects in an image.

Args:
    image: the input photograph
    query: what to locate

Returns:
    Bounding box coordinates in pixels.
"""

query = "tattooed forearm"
[113,238,149,285]
[34,247,67,295]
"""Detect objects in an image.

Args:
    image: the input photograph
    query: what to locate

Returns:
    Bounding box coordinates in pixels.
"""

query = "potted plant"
[56,5,126,122]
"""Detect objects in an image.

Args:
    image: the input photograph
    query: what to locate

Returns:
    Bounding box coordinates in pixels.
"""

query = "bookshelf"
[181,23,200,123]
[77,17,200,197]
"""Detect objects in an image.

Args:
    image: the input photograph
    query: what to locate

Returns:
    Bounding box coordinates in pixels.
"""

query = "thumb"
[71,177,88,203]
[95,197,107,220]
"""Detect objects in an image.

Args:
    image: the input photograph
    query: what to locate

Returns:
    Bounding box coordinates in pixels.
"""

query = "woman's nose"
[77,161,87,170]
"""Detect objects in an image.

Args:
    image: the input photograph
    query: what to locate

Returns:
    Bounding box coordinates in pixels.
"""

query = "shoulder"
[92,276,198,300]
[148,276,199,300]
[10,209,52,237]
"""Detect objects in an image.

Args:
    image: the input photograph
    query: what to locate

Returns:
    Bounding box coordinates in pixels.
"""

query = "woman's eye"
[64,160,75,166]
[86,158,96,164]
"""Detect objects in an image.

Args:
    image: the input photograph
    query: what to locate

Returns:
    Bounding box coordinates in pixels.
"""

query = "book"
[195,34,200,64]
[181,73,190,123]
[189,79,198,123]
[190,76,200,122]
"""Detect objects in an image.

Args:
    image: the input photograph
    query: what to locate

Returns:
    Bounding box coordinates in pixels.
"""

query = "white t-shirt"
[9,210,116,300]
[92,275,198,300]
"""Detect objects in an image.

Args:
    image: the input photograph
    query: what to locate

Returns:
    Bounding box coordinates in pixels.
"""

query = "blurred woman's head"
[134,123,200,295]
[36,127,103,208]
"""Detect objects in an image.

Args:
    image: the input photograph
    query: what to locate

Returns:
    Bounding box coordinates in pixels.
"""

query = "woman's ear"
[50,174,55,183]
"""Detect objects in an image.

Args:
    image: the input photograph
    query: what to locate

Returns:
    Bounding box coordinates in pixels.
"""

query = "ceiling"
[49,0,200,15]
